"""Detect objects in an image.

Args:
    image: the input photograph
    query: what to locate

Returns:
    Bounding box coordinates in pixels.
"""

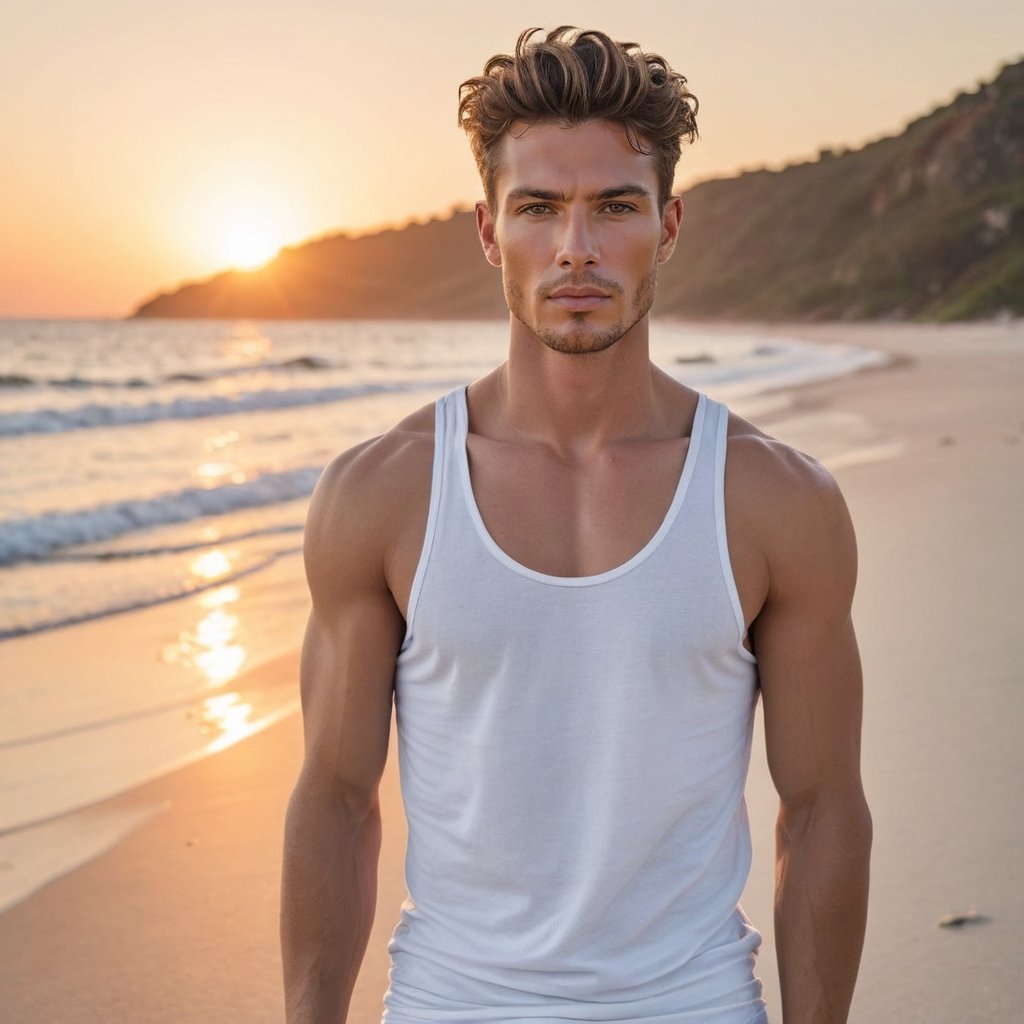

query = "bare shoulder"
[307,401,435,539]
[723,409,857,603]
[724,410,847,517]
[304,401,436,604]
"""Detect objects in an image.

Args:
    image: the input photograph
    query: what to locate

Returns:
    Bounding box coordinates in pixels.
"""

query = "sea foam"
[0,467,320,564]
[0,378,456,437]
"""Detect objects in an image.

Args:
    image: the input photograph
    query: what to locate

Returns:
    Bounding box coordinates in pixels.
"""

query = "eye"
[520,203,552,215]
[603,202,635,214]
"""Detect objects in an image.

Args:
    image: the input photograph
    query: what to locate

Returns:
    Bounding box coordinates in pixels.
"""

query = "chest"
[464,433,690,579]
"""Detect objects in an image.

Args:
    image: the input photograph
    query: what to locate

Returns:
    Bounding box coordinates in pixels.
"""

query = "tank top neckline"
[451,386,709,588]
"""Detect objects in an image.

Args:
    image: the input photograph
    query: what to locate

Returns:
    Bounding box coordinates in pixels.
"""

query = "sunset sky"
[2,0,1021,319]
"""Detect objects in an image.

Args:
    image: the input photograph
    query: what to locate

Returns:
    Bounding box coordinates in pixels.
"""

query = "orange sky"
[1,1,1020,319]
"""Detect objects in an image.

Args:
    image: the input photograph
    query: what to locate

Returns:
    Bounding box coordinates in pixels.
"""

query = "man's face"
[476,119,681,355]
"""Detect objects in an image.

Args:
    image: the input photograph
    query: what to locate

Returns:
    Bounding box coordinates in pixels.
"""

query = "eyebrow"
[505,184,654,204]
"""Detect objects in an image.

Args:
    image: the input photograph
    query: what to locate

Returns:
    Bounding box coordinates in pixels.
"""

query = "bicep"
[298,591,402,804]
[757,604,863,809]
[753,467,865,809]
[295,452,405,806]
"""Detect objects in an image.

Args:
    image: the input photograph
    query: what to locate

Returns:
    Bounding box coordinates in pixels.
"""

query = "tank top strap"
[399,389,459,652]
[682,393,719,500]
[437,386,466,489]
[707,396,753,658]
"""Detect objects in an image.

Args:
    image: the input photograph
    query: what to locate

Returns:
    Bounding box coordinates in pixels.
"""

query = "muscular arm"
[280,443,406,1024]
[750,448,872,1024]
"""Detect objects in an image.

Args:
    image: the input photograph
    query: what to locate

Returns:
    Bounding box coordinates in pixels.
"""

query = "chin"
[507,300,624,356]
[525,301,645,355]
[534,318,628,355]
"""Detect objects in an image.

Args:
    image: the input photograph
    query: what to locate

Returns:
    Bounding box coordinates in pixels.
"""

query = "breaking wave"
[1,467,321,565]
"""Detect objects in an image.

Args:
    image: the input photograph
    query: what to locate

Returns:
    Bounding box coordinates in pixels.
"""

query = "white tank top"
[385,387,766,1024]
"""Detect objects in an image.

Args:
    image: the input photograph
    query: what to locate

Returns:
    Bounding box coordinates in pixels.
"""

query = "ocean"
[0,317,886,909]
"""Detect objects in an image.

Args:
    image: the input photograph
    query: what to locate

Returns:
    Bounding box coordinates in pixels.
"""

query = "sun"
[220,219,281,271]
[180,167,305,275]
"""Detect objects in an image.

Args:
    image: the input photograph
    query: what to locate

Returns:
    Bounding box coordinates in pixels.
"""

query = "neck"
[493,313,670,451]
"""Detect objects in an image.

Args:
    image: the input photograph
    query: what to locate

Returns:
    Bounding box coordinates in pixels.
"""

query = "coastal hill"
[133,59,1023,322]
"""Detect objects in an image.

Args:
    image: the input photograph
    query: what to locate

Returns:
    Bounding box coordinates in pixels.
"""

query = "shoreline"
[1,320,1021,1022]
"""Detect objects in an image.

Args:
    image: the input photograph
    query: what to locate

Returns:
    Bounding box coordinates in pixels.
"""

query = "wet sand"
[0,321,1020,1023]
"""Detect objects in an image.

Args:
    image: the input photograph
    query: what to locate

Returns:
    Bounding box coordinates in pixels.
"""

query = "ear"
[656,196,683,265]
[476,200,502,268]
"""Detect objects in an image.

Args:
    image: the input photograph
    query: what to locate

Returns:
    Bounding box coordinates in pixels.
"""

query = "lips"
[548,286,610,311]
[549,287,609,299]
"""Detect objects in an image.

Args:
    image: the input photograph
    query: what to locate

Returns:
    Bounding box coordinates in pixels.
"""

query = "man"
[281,27,871,1024]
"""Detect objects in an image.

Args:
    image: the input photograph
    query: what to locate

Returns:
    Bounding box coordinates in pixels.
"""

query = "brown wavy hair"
[459,27,699,210]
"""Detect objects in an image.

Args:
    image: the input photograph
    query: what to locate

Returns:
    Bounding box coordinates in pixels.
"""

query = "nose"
[555,209,598,270]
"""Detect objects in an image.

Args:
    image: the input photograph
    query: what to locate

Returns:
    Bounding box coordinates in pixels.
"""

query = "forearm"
[281,781,382,1024]
[774,795,872,1024]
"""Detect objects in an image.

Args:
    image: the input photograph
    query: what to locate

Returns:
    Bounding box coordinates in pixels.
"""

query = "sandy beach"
[0,320,1020,1023]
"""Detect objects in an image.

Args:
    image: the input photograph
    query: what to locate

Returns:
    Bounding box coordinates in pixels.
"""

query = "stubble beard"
[506,267,658,356]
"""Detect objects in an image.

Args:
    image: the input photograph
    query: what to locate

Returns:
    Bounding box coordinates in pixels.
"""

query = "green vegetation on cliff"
[134,58,1023,322]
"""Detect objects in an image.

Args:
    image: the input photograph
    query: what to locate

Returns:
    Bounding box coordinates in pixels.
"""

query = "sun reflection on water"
[163,576,247,687]
[203,429,240,453]
[222,321,272,363]
[194,616,246,685]
[190,549,233,581]
[200,584,240,609]
[196,461,248,486]
[201,692,257,753]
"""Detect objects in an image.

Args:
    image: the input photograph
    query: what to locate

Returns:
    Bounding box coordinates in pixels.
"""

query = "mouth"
[547,287,610,312]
